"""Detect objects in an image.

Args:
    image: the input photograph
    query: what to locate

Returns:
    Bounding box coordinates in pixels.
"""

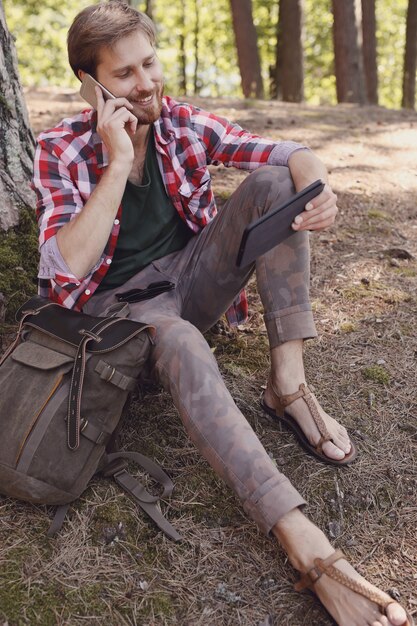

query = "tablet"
[236,179,325,267]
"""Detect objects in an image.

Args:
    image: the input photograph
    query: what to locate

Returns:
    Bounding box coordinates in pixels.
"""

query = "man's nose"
[135,70,154,93]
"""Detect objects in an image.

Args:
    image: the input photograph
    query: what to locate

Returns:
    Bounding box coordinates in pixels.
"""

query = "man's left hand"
[291,183,338,232]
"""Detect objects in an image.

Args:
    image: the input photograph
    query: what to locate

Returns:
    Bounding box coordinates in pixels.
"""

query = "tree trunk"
[402,0,417,109]
[145,0,154,20]
[0,0,35,231]
[178,0,187,95]
[361,0,378,104]
[229,0,264,99]
[273,0,304,102]
[194,0,200,95]
[331,0,367,104]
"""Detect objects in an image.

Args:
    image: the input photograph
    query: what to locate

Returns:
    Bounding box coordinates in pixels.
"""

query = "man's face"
[96,29,164,125]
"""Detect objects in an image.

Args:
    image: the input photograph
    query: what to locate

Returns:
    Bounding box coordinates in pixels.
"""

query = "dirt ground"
[0,87,416,625]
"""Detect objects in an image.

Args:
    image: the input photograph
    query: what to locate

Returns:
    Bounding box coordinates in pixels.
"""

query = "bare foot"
[273,509,411,626]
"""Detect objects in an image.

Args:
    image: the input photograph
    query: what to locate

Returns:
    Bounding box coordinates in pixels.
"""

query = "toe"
[322,440,346,460]
[386,602,409,625]
[332,426,352,454]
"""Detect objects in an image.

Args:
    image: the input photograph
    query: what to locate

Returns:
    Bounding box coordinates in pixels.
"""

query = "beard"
[128,82,164,125]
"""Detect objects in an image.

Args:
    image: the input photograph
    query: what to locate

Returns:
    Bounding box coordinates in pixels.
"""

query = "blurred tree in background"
[2,0,415,109]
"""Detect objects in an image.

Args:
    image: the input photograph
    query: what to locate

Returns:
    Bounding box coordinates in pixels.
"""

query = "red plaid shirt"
[32,96,295,323]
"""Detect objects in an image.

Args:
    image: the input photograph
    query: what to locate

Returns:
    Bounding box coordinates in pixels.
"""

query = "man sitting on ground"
[31,3,412,625]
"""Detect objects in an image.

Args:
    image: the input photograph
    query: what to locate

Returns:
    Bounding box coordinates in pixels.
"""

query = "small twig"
[334,475,344,527]
[356,536,385,566]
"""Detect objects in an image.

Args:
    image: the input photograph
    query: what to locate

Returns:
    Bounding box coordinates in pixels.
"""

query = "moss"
[152,592,174,616]
[0,205,39,321]
[340,282,411,304]
[0,93,12,113]
[392,267,417,277]
[367,209,393,221]
[362,365,390,385]
[0,546,69,626]
[339,321,357,333]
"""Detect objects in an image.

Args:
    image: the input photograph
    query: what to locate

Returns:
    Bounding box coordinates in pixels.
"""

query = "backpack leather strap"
[104,451,181,541]
[67,330,98,450]
[114,470,181,542]
[95,360,137,391]
[47,503,71,537]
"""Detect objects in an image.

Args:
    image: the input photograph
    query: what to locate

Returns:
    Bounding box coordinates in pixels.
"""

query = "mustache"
[129,90,155,101]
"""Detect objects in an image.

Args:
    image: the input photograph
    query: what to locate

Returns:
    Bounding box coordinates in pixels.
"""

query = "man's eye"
[144,59,154,68]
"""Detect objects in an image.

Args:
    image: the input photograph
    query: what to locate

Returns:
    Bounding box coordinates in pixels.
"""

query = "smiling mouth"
[133,95,154,106]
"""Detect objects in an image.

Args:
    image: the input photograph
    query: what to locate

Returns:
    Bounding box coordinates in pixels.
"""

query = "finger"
[299,205,338,229]
[102,97,134,115]
[95,86,105,115]
[304,194,338,218]
[305,184,337,211]
[292,209,337,231]
[100,106,137,130]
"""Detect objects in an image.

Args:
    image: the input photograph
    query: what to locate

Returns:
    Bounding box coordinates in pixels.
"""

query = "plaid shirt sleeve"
[190,106,276,169]
[32,138,96,288]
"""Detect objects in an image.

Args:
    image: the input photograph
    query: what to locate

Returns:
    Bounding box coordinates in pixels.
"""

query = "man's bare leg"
[273,508,409,626]
[264,339,352,461]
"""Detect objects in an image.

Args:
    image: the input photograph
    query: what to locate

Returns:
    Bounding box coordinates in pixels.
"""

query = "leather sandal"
[261,382,357,466]
[295,549,415,626]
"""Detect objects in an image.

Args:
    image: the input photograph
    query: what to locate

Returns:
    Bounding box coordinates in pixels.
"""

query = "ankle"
[270,340,306,394]
[272,508,334,572]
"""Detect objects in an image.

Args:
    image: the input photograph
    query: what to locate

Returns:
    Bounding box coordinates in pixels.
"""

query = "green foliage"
[304,0,337,105]
[2,0,411,108]
[3,0,95,87]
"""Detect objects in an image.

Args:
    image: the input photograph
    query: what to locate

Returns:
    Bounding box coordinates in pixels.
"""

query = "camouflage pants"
[84,166,317,534]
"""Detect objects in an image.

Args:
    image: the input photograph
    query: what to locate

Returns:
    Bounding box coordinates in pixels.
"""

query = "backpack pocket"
[0,341,74,470]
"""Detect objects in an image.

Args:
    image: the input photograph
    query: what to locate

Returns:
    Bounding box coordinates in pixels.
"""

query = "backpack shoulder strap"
[103,451,181,542]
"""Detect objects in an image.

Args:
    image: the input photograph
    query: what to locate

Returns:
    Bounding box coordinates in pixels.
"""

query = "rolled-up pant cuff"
[243,475,307,535]
[264,306,317,349]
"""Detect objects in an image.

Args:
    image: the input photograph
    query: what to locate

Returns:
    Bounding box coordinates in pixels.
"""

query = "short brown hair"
[67,1,157,80]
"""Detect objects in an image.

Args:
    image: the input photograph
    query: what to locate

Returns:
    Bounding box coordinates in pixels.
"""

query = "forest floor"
[1,88,416,626]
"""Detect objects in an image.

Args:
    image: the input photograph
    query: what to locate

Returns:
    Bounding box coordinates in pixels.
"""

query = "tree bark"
[331,0,367,104]
[402,0,417,109]
[361,0,378,104]
[145,0,154,20]
[194,0,200,95]
[229,0,264,99]
[0,0,35,231]
[178,0,187,95]
[273,0,304,103]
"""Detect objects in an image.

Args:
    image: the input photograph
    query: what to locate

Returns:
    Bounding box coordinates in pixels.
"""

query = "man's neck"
[132,124,151,153]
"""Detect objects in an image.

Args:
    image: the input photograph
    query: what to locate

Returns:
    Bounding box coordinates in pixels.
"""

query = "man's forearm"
[287,150,328,192]
[56,161,130,279]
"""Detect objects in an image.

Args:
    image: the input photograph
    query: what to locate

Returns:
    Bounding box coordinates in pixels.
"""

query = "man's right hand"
[95,86,137,167]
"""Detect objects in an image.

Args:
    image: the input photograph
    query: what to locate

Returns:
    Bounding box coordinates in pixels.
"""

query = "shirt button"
[114,219,120,225]
[85,289,91,295]
[106,258,112,265]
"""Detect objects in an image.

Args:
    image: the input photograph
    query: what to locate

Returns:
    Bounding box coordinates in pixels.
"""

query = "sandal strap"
[294,549,392,614]
[270,382,332,445]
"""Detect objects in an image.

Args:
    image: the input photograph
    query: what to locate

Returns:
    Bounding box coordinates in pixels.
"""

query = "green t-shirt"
[97,131,193,291]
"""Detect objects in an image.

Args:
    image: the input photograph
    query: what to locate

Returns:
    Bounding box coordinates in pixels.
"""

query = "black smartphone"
[79,73,116,109]
[236,179,325,267]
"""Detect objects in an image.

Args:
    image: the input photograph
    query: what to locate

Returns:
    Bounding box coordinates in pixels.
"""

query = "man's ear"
[78,70,86,82]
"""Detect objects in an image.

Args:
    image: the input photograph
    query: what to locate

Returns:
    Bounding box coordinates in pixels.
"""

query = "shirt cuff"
[38,236,81,285]
[268,142,310,166]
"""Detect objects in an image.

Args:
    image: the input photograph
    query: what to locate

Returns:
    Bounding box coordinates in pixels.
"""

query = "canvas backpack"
[0,295,180,540]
